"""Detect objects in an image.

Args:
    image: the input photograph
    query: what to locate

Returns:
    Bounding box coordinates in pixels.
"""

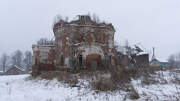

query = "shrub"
[91,67,132,91]
[39,71,78,86]
[57,73,78,86]
[39,71,60,80]
[110,68,131,84]
[92,78,116,91]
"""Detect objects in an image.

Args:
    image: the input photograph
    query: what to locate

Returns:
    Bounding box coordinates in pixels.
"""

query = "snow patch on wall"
[78,45,104,59]
[65,58,69,67]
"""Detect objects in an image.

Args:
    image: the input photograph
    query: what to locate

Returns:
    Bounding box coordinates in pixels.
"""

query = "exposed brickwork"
[32,15,118,72]
[86,54,102,68]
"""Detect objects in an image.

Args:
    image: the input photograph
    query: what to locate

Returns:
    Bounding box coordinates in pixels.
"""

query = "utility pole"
[151,47,156,61]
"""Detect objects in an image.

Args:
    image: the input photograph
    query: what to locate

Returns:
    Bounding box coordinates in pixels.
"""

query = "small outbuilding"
[0,71,4,75]
[150,59,169,67]
[5,65,25,75]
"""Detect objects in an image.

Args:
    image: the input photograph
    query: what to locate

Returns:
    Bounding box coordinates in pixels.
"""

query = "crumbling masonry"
[32,15,118,72]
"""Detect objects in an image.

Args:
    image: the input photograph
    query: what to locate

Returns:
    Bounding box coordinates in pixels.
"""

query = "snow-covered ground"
[0,70,180,101]
[0,74,127,101]
[132,70,180,100]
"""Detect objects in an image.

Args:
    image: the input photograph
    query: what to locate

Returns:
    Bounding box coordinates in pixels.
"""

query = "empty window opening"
[79,55,82,66]
[60,55,64,66]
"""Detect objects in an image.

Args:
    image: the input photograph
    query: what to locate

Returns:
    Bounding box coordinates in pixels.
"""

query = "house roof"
[136,52,149,56]
[15,65,25,71]
[6,65,25,72]
[151,60,169,67]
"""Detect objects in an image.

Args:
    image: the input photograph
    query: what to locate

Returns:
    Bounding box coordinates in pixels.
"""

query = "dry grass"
[91,67,133,91]
[33,65,168,91]
[25,75,36,81]
[110,68,131,84]
[129,85,140,99]
[91,78,116,91]
[39,71,78,86]
[139,66,169,85]
[39,71,60,80]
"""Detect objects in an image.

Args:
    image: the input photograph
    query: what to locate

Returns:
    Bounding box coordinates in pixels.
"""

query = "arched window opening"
[79,55,82,66]
[60,55,64,66]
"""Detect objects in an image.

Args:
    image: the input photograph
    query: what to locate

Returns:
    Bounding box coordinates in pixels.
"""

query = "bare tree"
[92,13,100,23]
[11,50,23,67]
[176,53,180,67]
[0,53,9,72]
[168,54,176,67]
[114,41,119,51]
[125,40,131,55]
[37,38,54,45]
[65,16,69,22]
[168,52,180,68]
[53,14,64,26]
[37,38,48,45]
[23,51,32,72]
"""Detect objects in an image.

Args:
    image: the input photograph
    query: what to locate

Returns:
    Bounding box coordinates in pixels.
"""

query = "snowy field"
[0,70,180,101]
[0,74,127,101]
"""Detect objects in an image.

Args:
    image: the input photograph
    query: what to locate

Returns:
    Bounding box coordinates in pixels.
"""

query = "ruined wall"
[32,15,118,72]
[53,15,117,69]
[135,54,149,67]
[32,45,55,65]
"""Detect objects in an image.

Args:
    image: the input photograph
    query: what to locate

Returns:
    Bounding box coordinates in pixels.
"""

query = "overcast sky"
[0,0,180,61]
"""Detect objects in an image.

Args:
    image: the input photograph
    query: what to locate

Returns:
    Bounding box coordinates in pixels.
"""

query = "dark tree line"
[0,50,32,73]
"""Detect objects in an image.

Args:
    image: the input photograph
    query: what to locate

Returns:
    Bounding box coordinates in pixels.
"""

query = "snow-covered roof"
[136,52,149,56]
[116,46,127,55]
[6,65,25,72]
[117,44,149,56]
[13,65,25,72]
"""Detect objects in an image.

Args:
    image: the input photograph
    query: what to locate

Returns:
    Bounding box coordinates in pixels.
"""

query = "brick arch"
[85,34,93,43]
[86,54,102,68]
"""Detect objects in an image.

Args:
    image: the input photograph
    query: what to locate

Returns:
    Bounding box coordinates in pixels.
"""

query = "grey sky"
[0,0,180,61]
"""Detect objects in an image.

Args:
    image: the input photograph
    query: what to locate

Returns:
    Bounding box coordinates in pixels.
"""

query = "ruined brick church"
[32,15,118,72]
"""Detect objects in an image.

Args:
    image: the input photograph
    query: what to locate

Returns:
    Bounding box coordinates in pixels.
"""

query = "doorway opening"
[79,55,82,66]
